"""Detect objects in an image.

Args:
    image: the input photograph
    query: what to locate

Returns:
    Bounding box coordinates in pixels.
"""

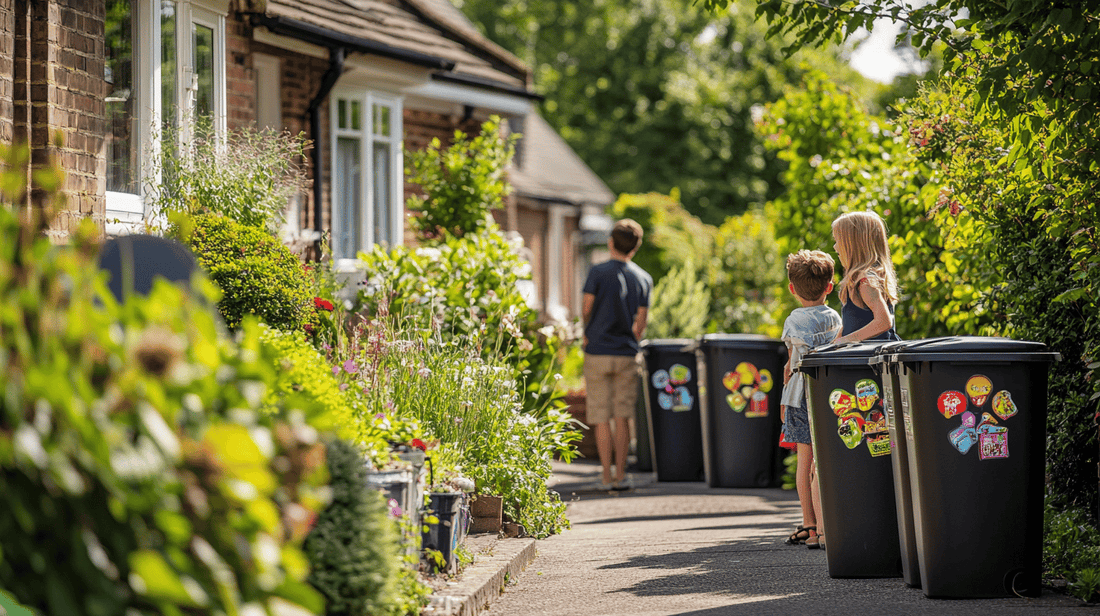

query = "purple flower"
[343,359,358,374]
[339,383,349,392]
[332,365,340,376]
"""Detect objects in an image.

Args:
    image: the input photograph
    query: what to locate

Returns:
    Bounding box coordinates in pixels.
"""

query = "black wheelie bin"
[798,341,902,578]
[893,336,1059,598]
[641,339,705,482]
[696,334,787,488]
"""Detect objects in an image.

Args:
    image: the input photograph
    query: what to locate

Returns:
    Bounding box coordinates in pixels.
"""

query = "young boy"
[780,250,842,549]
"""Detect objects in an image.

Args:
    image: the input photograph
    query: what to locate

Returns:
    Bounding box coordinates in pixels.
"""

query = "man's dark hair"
[610,219,643,255]
[786,249,835,301]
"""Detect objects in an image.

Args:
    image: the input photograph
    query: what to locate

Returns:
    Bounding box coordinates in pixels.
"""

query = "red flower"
[410,438,428,452]
[314,297,334,311]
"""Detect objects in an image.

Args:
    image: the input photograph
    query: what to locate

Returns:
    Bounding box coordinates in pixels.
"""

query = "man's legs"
[613,416,631,483]
[595,421,615,485]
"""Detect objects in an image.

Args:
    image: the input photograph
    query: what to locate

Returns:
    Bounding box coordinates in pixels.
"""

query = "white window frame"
[330,89,404,268]
[106,0,228,235]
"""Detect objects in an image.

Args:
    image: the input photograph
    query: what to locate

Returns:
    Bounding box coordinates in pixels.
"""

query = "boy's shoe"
[806,531,824,549]
[785,526,815,545]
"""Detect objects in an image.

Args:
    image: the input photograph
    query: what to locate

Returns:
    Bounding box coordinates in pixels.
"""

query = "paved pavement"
[480,459,1087,616]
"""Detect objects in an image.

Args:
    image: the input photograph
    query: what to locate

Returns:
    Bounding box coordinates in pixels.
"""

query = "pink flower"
[343,359,358,374]
[339,383,349,391]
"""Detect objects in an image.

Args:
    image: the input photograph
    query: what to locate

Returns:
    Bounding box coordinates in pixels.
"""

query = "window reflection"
[105,0,135,193]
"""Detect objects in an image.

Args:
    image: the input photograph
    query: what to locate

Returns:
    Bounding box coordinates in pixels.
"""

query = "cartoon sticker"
[866,434,892,457]
[855,379,881,412]
[651,369,670,390]
[734,362,758,387]
[948,411,978,454]
[838,412,865,449]
[979,431,1009,460]
[977,413,1007,434]
[965,375,992,408]
[722,361,771,418]
[669,364,692,385]
[746,392,768,418]
[671,386,693,412]
[937,390,967,419]
[863,410,887,435]
[721,371,738,392]
[829,389,856,416]
[759,369,774,393]
[726,391,747,413]
[992,390,1018,421]
[658,391,673,410]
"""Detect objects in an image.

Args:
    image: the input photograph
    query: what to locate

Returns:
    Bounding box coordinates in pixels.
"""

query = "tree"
[457,0,871,224]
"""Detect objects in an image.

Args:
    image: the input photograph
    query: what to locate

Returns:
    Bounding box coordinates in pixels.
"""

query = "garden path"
[482,459,1085,616]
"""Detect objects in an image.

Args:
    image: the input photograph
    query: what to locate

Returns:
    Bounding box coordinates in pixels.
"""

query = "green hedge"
[182,213,313,331]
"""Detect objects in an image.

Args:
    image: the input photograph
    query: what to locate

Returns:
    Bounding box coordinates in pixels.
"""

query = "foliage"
[332,311,577,538]
[259,325,358,439]
[901,66,1099,512]
[1044,502,1100,602]
[646,259,711,340]
[406,117,516,239]
[0,143,329,615]
[610,190,717,286]
[146,121,310,232]
[180,213,313,331]
[305,439,404,616]
[757,70,995,340]
[356,228,561,416]
[711,210,787,337]
[458,0,871,224]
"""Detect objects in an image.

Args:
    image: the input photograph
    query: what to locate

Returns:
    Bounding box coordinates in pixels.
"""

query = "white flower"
[415,246,442,261]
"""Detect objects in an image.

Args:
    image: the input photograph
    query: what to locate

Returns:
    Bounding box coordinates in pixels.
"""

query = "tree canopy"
[456,0,875,224]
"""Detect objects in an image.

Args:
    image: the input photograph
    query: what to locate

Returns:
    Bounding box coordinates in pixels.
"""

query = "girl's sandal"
[785,526,815,545]
[806,531,823,550]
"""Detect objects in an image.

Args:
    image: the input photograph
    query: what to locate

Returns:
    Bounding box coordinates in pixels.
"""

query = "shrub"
[146,121,310,232]
[0,142,330,615]
[1044,502,1100,602]
[357,228,561,416]
[181,213,312,331]
[305,439,403,616]
[646,259,710,340]
[405,117,516,239]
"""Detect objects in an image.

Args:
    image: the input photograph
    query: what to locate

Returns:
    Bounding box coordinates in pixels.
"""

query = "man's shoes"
[594,481,615,491]
[611,477,634,491]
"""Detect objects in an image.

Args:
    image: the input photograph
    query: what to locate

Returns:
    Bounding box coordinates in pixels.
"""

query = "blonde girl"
[831,211,901,343]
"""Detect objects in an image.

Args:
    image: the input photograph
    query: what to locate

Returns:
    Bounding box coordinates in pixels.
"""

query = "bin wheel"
[1005,568,1031,598]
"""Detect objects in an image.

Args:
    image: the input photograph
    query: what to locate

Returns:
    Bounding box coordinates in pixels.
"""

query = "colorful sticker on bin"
[659,387,693,412]
[938,375,1020,460]
[669,364,692,385]
[863,410,887,435]
[979,431,1009,460]
[965,375,993,408]
[992,390,1018,420]
[721,361,771,418]
[866,433,892,457]
[829,389,856,415]
[651,369,670,390]
[855,379,880,411]
[837,412,865,449]
[937,390,967,418]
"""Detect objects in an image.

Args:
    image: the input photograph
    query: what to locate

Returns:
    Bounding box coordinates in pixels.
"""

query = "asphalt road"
[483,459,1087,616]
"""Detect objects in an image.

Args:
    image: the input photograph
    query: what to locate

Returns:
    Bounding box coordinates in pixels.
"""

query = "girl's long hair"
[832,211,898,306]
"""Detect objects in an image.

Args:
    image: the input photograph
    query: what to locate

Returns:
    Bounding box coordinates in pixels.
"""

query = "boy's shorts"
[583,353,640,424]
[782,405,812,445]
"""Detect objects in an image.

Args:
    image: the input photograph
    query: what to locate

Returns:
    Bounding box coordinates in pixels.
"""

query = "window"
[330,91,403,264]
[104,0,228,234]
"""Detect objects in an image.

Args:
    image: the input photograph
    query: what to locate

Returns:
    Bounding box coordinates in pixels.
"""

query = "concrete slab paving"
[479,459,1087,616]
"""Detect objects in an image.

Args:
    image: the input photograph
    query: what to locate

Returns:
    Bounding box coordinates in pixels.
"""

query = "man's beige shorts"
[583,353,641,424]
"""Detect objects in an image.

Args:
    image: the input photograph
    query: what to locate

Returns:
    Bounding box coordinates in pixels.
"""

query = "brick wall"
[0,0,13,147]
[12,0,106,239]
[226,10,254,131]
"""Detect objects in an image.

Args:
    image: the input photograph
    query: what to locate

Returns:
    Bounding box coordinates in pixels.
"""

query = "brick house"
[0,0,613,321]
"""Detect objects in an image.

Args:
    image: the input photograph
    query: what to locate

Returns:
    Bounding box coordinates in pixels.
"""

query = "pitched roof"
[510,113,616,207]
[263,0,529,91]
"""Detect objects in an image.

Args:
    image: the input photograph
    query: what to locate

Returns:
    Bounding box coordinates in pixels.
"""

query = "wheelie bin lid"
[892,336,1059,364]
[640,338,696,353]
[868,338,933,367]
[797,341,891,368]
[698,333,783,350]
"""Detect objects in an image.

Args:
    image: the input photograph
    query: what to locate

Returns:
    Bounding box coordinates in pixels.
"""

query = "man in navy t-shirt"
[582,219,652,490]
